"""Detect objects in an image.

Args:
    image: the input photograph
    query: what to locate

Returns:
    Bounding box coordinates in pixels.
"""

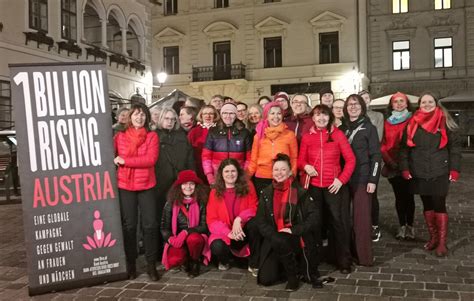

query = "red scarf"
[171,197,200,236]
[272,178,298,231]
[124,127,147,156]
[407,107,447,149]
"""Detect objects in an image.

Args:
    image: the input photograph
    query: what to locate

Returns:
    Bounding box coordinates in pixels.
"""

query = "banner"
[10,62,127,295]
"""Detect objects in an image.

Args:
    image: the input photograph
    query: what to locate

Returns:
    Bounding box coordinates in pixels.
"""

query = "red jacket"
[381,118,410,167]
[188,125,213,182]
[114,130,159,191]
[298,126,355,188]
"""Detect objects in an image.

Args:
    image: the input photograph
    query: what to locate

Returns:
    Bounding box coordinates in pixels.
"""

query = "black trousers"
[389,176,415,226]
[210,217,261,267]
[258,233,300,286]
[309,185,352,269]
[420,195,447,213]
[119,188,158,265]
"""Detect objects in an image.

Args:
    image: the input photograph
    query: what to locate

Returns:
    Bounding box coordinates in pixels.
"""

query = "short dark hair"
[236,102,248,110]
[273,153,291,169]
[343,94,367,120]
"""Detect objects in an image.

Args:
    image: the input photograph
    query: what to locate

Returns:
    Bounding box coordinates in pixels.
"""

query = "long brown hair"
[214,158,249,198]
[126,102,151,131]
[166,182,209,206]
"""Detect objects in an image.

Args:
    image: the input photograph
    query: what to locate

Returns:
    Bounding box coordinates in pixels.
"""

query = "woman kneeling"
[161,170,210,277]
[256,153,321,291]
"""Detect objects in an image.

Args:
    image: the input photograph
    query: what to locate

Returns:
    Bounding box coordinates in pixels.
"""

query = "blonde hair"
[419,92,458,131]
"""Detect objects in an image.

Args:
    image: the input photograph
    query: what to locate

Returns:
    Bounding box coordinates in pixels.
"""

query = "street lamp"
[156,71,168,88]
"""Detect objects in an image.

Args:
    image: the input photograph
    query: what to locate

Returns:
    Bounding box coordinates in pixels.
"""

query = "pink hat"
[220,103,238,114]
[273,91,289,102]
[173,170,202,186]
[255,102,282,140]
[390,92,408,103]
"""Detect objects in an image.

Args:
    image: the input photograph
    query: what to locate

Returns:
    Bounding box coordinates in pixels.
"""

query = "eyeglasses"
[333,106,344,110]
[237,109,247,113]
[202,112,214,116]
[221,112,236,116]
[348,103,361,108]
[291,101,307,105]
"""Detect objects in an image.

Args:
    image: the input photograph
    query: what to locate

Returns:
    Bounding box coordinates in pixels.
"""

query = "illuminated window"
[435,0,451,10]
[393,0,408,14]
[61,0,77,40]
[393,40,410,70]
[434,37,453,68]
[29,0,48,32]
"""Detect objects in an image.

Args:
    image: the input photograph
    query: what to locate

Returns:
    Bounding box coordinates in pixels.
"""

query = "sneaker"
[322,239,329,247]
[372,225,381,242]
[248,266,258,277]
[396,225,406,240]
[405,225,415,240]
[218,263,230,271]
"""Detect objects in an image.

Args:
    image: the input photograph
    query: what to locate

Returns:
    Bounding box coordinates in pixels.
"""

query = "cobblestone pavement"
[1,154,473,301]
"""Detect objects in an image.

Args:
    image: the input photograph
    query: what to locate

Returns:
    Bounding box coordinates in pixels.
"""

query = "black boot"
[188,260,200,278]
[127,261,137,280]
[147,262,159,281]
[280,252,299,292]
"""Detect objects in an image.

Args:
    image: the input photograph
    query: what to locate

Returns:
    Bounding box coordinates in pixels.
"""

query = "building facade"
[0,0,154,130]
[151,0,369,104]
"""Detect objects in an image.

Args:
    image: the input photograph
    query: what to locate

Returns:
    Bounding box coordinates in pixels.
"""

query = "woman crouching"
[256,153,322,291]
[161,170,210,277]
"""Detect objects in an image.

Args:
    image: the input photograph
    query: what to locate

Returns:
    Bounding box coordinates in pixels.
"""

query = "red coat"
[381,118,410,167]
[298,127,355,188]
[114,130,159,191]
[188,125,212,182]
[206,182,257,255]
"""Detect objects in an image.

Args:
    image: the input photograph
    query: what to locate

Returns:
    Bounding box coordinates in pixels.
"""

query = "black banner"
[10,62,127,295]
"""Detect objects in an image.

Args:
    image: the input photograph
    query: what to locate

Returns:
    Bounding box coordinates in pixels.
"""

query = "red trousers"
[167,233,205,268]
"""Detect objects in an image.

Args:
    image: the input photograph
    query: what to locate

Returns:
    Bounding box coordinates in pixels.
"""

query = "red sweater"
[298,127,355,188]
[381,118,411,167]
[114,131,159,191]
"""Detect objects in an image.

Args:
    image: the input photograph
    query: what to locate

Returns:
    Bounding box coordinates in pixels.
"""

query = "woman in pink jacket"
[114,103,160,281]
[298,104,356,274]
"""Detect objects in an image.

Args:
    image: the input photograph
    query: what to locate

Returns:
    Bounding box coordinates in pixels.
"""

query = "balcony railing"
[192,63,246,82]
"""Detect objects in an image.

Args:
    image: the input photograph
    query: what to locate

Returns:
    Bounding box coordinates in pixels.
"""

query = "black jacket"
[342,117,382,185]
[160,200,207,242]
[155,128,195,194]
[399,127,461,179]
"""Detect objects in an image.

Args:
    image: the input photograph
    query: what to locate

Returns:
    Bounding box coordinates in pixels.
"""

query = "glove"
[206,173,215,185]
[401,170,412,180]
[168,230,188,248]
[449,170,459,182]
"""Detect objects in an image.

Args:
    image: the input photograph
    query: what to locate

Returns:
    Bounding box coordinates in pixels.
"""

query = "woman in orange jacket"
[247,102,298,194]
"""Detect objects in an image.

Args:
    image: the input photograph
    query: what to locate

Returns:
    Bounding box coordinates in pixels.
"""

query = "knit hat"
[220,103,238,114]
[173,170,202,186]
[255,102,282,140]
[319,87,334,97]
[273,91,289,102]
[390,91,408,103]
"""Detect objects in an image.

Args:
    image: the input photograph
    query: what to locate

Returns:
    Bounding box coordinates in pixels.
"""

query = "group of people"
[112,88,461,291]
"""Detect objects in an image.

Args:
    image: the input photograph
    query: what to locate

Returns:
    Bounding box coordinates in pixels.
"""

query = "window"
[434,37,453,68]
[29,0,48,32]
[319,32,339,64]
[0,81,12,130]
[393,40,410,70]
[61,0,76,40]
[164,46,179,74]
[264,37,282,68]
[164,0,177,15]
[264,0,281,3]
[392,0,408,13]
[435,0,451,9]
[215,0,229,8]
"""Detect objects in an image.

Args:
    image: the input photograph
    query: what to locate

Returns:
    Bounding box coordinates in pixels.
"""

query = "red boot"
[423,211,437,251]
[435,213,448,257]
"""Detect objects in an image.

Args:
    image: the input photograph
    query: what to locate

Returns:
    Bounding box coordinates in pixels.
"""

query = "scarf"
[171,197,200,236]
[264,123,287,141]
[124,127,147,156]
[272,178,298,231]
[407,107,447,149]
[387,109,412,125]
[255,102,282,140]
[198,122,216,129]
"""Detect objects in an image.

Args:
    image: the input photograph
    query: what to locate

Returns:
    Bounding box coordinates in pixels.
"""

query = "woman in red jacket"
[381,92,415,240]
[188,105,219,183]
[114,103,160,281]
[298,104,356,274]
[206,158,260,274]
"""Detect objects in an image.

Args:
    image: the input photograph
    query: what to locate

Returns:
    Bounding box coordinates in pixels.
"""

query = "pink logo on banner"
[82,210,117,250]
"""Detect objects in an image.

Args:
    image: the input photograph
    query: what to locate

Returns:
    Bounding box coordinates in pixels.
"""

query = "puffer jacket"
[298,126,355,188]
[284,114,313,143]
[399,127,461,179]
[160,200,207,242]
[114,130,159,191]
[247,125,298,179]
[202,121,252,177]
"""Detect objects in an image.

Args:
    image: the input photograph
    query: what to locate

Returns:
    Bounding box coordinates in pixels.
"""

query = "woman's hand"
[231,217,245,241]
[328,178,343,194]
[304,165,318,177]
[367,183,376,193]
[114,156,124,166]
[279,228,292,234]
